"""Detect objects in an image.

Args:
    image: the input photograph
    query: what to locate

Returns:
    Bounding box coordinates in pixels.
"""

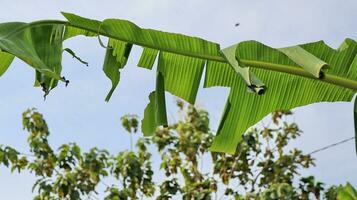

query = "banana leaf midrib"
[241,59,357,90]
[4,19,357,91]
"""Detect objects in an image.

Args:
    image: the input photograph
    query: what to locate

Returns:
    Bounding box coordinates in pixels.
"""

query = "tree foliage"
[0,102,355,199]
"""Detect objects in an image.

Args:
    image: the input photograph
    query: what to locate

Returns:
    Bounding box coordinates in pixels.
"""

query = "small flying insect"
[235,22,240,27]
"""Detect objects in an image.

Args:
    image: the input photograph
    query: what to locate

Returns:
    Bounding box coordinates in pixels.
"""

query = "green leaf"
[206,39,357,153]
[71,144,81,161]
[0,150,4,163]
[155,70,168,126]
[103,38,132,101]
[142,51,205,135]
[338,182,357,200]
[158,51,205,104]
[0,21,65,92]
[141,92,157,136]
[137,47,158,70]
[1,14,357,155]
[141,64,172,136]
[0,50,14,76]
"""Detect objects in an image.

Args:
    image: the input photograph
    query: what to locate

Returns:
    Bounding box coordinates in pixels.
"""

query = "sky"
[0,0,356,199]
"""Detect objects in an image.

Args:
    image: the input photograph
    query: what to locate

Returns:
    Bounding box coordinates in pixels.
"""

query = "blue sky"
[0,0,356,199]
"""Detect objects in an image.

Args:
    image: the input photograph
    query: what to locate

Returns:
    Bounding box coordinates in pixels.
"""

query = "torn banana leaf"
[141,69,169,136]
[103,39,132,101]
[1,14,357,156]
[141,51,205,135]
[206,39,357,153]
[142,91,158,136]
[142,51,205,135]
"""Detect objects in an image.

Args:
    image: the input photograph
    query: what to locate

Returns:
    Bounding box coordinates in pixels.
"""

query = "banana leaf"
[205,39,357,153]
[0,14,356,154]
